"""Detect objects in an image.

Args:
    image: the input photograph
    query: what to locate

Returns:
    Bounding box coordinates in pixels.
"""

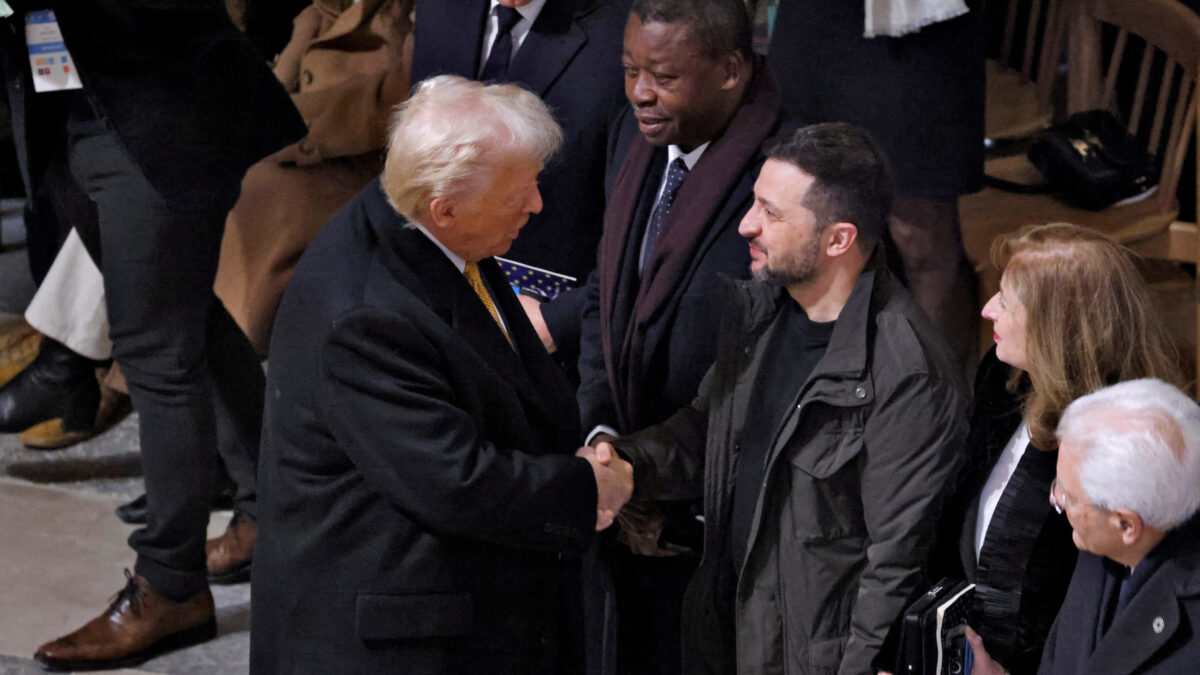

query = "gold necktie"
[463,261,513,348]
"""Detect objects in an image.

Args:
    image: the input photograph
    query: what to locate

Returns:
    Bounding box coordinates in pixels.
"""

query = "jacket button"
[854,386,866,399]
[302,69,314,86]
[1153,616,1165,633]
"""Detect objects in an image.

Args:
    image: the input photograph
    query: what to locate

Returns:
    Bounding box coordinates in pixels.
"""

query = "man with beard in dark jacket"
[593,123,967,673]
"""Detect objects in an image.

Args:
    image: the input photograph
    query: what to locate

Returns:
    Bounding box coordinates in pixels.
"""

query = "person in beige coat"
[215,0,414,354]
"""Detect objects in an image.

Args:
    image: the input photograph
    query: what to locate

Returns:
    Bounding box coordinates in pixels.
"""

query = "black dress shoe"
[115,494,148,525]
[18,375,132,450]
[0,338,100,435]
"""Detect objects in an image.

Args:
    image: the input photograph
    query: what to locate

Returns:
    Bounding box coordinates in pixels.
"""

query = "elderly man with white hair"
[249,75,633,673]
[967,377,1200,674]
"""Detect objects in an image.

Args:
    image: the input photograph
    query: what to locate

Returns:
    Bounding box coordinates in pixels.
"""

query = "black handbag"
[1026,109,1161,210]
[874,578,975,675]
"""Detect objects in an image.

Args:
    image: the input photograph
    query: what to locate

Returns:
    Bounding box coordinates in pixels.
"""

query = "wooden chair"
[961,0,1200,384]
[986,0,1065,142]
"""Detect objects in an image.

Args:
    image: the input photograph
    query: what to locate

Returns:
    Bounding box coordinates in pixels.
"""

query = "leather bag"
[1026,109,1161,210]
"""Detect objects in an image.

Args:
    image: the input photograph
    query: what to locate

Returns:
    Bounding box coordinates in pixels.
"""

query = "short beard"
[751,233,822,287]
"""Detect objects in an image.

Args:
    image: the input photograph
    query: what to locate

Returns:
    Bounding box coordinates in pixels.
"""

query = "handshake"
[577,441,634,531]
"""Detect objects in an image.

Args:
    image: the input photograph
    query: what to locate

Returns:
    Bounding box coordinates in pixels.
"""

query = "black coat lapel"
[400,241,529,381]
[374,226,569,437]
[1088,570,1182,672]
[363,184,529,381]
[1086,516,1200,672]
[481,259,579,427]
[508,0,587,95]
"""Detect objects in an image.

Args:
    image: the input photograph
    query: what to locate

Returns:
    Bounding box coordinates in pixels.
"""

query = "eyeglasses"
[1049,476,1107,515]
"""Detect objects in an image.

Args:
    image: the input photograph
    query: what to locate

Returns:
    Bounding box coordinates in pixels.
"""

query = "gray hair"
[381,75,563,223]
[1057,378,1200,529]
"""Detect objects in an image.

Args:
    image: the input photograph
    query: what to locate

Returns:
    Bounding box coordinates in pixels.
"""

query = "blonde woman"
[931,223,1182,673]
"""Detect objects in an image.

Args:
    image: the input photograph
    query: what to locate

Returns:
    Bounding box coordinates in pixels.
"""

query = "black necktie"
[480,6,523,82]
[640,157,689,273]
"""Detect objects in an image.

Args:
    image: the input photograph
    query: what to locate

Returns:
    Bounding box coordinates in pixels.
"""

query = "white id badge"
[25,9,82,92]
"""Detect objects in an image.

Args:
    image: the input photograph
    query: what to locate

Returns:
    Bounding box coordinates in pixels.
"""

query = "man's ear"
[720,51,747,90]
[428,196,456,231]
[824,222,859,258]
[1110,508,1145,547]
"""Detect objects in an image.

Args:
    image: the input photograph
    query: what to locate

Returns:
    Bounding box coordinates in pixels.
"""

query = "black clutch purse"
[891,578,975,675]
[1027,109,1161,211]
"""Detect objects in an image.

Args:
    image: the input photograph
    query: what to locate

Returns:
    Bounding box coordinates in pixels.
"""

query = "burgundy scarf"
[599,60,780,431]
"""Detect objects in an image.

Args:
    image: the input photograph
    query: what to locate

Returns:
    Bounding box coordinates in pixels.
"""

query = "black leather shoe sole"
[34,617,217,672]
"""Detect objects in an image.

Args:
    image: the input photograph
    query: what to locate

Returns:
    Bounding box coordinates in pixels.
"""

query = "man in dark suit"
[412,0,628,360]
[967,378,1200,674]
[250,75,633,673]
[7,1,305,669]
[575,0,781,670]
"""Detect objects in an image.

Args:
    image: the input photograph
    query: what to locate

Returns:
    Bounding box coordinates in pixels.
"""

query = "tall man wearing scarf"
[575,0,782,671]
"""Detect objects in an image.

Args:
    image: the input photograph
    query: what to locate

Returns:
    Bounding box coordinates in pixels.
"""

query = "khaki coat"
[214,0,413,354]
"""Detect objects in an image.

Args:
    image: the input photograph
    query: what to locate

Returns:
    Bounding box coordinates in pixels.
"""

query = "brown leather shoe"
[206,512,256,584]
[33,570,215,671]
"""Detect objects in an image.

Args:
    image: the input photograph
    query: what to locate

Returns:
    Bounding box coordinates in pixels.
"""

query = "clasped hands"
[578,441,633,531]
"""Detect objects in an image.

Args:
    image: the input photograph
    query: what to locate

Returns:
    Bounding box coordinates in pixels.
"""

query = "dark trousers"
[609,547,698,675]
[65,101,263,601]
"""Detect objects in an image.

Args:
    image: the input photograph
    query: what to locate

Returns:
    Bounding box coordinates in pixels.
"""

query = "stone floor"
[0,207,250,674]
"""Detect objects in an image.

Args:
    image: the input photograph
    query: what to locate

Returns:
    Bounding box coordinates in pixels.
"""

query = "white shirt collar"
[413,223,466,273]
[490,0,548,26]
[653,142,710,203]
[667,142,710,171]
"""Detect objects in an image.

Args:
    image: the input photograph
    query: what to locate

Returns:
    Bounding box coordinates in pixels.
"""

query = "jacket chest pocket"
[781,415,867,542]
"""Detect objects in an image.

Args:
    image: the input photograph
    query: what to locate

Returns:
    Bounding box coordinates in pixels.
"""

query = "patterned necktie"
[464,261,514,348]
[640,157,690,273]
[479,5,523,82]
